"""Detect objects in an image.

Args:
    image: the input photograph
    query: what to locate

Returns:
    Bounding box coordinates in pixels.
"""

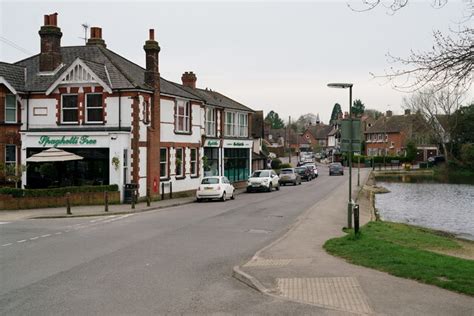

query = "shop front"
[223,140,253,183]
[203,139,221,177]
[20,132,130,197]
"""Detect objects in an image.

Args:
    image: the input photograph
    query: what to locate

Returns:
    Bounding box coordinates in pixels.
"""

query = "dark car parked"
[428,155,445,166]
[295,166,313,181]
[329,162,344,176]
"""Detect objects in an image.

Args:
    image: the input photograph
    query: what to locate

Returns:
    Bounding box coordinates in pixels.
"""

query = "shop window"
[160,148,168,179]
[190,148,198,176]
[204,147,219,176]
[62,94,78,123]
[175,100,190,133]
[5,145,16,176]
[86,93,103,123]
[205,107,216,137]
[225,112,235,136]
[238,113,248,137]
[224,148,250,182]
[5,94,16,123]
[175,147,184,177]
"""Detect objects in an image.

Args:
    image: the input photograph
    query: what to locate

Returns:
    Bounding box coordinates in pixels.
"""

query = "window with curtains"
[190,148,198,176]
[5,94,16,123]
[225,111,248,137]
[238,113,248,137]
[175,100,190,133]
[225,111,235,136]
[205,107,216,137]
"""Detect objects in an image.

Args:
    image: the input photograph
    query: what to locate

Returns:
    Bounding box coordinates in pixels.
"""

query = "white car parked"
[196,176,235,202]
[247,170,280,192]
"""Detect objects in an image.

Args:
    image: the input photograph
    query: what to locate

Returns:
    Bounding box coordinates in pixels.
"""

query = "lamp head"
[327,83,353,89]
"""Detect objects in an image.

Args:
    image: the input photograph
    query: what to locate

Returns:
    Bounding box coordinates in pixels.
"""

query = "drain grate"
[277,277,373,314]
[244,259,292,267]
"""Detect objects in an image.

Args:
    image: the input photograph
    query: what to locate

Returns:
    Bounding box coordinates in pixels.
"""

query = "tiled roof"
[0,62,26,92]
[12,46,199,100]
[365,113,427,134]
[306,124,332,139]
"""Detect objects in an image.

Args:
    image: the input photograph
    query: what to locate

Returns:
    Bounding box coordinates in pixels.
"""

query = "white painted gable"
[45,58,112,95]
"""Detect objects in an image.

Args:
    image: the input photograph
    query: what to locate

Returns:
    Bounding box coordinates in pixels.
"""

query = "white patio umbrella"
[26,148,84,162]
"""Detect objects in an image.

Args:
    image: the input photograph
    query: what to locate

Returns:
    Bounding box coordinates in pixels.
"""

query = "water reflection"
[376,181,474,240]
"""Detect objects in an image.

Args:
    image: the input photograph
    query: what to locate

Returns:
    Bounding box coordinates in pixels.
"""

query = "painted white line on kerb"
[40,234,51,238]
[2,243,12,247]
[17,240,27,243]
[30,237,39,240]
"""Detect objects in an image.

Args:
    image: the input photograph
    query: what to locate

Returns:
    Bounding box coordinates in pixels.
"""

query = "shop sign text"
[39,136,97,147]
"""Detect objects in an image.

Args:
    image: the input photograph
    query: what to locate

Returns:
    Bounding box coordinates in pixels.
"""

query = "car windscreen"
[201,178,219,184]
[295,168,306,173]
[280,169,293,174]
[252,171,270,177]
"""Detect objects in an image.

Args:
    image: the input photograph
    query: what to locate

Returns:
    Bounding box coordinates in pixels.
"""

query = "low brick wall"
[0,191,120,210]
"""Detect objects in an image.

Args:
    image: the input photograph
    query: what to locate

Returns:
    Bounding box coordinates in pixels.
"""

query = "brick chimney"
[87,27,106,47]
[386,110,393,117]
[181,71,197,88]
[39,13,62,72]
[143,29,161,199]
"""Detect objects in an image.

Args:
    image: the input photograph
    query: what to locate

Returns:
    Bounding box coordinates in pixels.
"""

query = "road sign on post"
[340,119,361,152]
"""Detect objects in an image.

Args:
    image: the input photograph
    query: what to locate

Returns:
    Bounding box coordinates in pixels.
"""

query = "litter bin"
[123,183,138,204]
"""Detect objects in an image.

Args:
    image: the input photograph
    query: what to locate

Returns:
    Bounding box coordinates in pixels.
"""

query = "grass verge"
[324,221,474,296]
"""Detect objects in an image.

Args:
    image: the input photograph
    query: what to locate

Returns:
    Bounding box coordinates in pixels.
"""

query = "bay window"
[225,111,248,137]
[238,113,248,137]
[205,107,216,136]
[225,112,235,136]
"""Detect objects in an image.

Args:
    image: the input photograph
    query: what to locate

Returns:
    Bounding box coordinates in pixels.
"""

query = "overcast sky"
[1,0,471,123]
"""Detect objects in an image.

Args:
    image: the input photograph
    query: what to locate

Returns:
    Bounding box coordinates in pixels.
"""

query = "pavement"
[0,192,217,221]
[234,169,474,315]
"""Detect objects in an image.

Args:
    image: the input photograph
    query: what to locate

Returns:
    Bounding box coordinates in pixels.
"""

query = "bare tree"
[403,87,464,159]
[352,0,473,92]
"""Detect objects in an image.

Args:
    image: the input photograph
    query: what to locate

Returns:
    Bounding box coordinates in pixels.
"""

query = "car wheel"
[276,184,280,191]
[221,192,226,201]
[246,187,251,193]
[196,198,202,203]
[293,181,297,186]
[268,183,272,192]
[230,192,235,200]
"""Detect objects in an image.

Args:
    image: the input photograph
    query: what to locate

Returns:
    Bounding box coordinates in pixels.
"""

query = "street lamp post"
[328,83,353,229]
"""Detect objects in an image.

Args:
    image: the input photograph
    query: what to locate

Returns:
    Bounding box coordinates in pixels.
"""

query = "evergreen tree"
[352,99,365,117]
[264,110,285,129]
[330,103,342,124]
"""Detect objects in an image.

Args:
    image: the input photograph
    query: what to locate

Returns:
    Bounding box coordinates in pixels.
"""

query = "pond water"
[376,180,474,240]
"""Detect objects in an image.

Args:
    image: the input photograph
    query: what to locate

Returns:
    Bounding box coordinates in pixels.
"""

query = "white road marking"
[0,222,10,225]
[30,237,39,240]
[55,232,62,235]
[40,234,51,238]
[17,240,27,243]
[2,243,12,246]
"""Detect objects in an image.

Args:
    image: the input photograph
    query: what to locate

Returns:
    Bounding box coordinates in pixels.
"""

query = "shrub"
[271,158,282,169]
[279,163,292,169]
[460,143,474,170]
[0,184,119,198]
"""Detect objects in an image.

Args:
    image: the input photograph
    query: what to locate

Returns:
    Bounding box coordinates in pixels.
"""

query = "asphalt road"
[0,168,351,315]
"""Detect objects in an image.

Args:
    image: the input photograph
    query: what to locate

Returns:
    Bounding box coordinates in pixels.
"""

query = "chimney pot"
[181,71,197,89]
[405,109,411,115]
[87,27,106,47]
[149,29,155,40]
[39,12,62,71]
[386,110,393,117]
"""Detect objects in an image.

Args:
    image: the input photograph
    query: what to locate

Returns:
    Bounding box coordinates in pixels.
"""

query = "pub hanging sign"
[38,135,98,147]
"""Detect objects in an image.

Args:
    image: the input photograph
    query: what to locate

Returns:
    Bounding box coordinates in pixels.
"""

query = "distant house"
[302,124,332,150]
[365,110,438,161]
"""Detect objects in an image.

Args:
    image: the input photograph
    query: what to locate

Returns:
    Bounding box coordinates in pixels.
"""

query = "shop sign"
[38,135,97,147]
[223,140,253,148]
[204,139,220,147]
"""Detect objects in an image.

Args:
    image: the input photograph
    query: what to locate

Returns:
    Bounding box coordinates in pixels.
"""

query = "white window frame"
[61,94,79,124]
[85,93,103,123]
[160,148,168,179]
[205,107,216,137]
[123,149,129,184]
[238,113,248,137]
[5,94,16,123]
[225,111,235,137]
[175,147,184,177]
[175,100,190,133]
[190,148,198,176]
[378,133,383,142]
[5,145,16,176]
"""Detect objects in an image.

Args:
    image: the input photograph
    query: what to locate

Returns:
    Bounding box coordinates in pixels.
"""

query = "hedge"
[351,155,410,164]
[279,163,292,169]
[0,184,119,198]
